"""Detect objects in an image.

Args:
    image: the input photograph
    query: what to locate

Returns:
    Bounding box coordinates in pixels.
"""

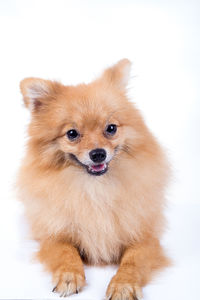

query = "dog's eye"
[66,129,80,140]
[105,124,117,136]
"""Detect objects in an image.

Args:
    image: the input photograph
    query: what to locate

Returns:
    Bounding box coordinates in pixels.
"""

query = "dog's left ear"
[102,58,131,90]
[20,77,61,112]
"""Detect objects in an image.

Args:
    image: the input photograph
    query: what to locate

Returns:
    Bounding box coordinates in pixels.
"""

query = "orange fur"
[17,59,170,299]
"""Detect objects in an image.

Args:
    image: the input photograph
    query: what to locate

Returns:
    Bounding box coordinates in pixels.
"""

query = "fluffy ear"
[20,77,60,111]
[102,58,131,90]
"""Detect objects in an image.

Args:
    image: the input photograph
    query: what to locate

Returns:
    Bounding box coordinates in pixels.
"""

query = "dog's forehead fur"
[26,80,136,143]
[53,83,122,125]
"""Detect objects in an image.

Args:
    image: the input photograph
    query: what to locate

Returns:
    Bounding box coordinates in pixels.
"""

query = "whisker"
[117,144,135,159]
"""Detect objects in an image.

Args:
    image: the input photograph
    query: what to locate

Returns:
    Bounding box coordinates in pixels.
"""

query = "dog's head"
[20,59,148,176]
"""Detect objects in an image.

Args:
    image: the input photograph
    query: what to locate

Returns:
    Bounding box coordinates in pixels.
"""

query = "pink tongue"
[91,164,104,171]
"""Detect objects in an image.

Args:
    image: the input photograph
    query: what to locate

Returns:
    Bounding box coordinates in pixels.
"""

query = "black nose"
[89,148,107,163]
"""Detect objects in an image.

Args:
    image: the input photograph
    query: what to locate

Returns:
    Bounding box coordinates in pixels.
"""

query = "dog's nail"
[76,289,79,294]
[52,286,57,292]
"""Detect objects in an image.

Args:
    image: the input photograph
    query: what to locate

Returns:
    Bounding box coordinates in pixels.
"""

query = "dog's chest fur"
[21,168,141,264]
[65,181,133,264]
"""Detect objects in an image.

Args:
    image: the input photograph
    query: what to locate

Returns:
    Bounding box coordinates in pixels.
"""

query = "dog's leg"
[106,237,169,300]
[37,239,86,297]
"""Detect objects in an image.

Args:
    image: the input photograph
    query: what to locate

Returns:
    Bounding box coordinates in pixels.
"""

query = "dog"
[17,59,170,299]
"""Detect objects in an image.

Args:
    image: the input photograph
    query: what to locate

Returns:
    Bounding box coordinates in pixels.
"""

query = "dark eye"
[105,124,117,136]
[66,129,80,140]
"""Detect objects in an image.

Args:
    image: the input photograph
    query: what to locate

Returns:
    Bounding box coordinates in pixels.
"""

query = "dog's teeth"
[87,163,107,174]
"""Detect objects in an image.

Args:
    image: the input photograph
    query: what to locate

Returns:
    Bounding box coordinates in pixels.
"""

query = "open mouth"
[86,163,108,176]
[69,154,108,176]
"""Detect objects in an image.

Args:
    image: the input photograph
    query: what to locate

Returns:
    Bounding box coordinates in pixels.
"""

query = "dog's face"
[20,59,144,175]
[57,102,121,176]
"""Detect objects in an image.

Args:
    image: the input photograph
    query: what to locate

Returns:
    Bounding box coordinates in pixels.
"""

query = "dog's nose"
[89,148,106,163]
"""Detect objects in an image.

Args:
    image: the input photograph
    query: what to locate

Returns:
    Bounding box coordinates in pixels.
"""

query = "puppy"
[17,59,170,299]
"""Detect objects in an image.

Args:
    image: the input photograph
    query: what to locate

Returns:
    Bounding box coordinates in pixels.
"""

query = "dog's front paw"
[52,268,86,297]
[106,276,143,300]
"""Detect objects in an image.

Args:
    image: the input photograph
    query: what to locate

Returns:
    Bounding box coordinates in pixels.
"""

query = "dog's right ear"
[20,77,61,112]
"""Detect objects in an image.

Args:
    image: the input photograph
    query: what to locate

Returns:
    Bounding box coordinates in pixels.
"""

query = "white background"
[0,0,199,299]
